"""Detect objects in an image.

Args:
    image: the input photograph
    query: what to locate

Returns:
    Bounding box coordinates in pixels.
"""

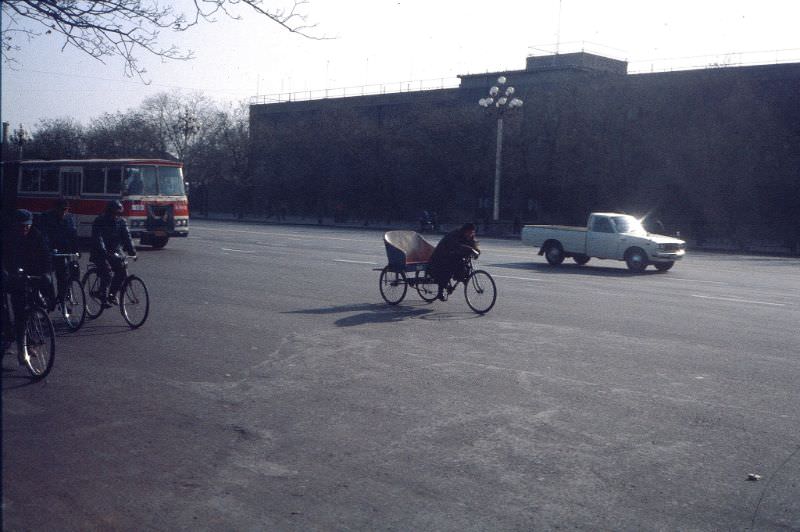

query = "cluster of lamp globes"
[478,76,524,110]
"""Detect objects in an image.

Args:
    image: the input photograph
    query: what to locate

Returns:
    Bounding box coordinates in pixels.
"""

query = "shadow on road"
[1,365,49,389]
[60,323,134,337]
[489,262,666,277]
[417,311,484,321]
[286,302,435,327]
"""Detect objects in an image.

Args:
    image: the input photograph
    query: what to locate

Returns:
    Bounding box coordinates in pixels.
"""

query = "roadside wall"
[247,54,800,252]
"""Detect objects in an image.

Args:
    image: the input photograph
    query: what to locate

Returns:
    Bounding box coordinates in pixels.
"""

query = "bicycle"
[2,271,57,380]
[82,253,150,329]
[51,252,87,332]
[410,251,497,314]
[379,231,497,314]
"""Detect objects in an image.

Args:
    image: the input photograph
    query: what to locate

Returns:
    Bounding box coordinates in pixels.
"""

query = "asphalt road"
[3,220,800,531]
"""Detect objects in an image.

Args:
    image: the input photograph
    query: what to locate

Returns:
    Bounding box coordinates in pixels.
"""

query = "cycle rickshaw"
[377,231,497,314]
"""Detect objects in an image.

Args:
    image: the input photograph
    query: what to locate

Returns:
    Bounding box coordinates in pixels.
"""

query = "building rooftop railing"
[250,45,800,106]
[250,77,460,106]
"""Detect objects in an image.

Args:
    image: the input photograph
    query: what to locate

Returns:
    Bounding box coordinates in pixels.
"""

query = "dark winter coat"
[3,226,52,276]
[428,229,479,285]
[90,213,135,262]
[39,209,78,253]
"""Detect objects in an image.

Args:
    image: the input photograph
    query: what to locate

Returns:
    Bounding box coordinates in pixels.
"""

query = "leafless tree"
[140,91,215,161]
[2,1,322,78]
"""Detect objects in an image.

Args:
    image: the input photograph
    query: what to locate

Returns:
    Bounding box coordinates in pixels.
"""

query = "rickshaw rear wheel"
[379,266,407,305]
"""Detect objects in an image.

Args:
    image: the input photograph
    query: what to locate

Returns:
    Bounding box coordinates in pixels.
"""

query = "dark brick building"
[249,52,800,250]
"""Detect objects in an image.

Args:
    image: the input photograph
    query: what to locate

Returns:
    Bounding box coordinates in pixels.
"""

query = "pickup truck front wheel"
[654,261,674,272]
[625,247,648,273]
[544,243,565,265]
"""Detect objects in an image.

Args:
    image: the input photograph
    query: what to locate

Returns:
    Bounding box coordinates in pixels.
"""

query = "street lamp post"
[479,76,523,222]
[13,124,30,160]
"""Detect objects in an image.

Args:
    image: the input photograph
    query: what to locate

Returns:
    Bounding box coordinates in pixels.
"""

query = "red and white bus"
[11,159,189,249]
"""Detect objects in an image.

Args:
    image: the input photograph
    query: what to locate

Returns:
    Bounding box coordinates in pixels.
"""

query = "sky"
[3,0,800,132]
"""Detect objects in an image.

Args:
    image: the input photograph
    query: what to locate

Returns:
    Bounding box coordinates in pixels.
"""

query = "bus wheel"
[144,235,169,249]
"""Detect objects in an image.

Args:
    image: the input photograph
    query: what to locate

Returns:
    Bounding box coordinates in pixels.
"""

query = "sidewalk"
[190,212,524,239]
[190,212,799,255]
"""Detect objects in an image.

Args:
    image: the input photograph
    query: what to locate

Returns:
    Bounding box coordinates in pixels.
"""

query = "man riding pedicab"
[428,223,479,301]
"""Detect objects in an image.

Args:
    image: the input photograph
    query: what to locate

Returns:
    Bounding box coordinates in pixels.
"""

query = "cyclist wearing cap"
[2,209,53,367]
[39,199,79,308]
[90,201,136,306]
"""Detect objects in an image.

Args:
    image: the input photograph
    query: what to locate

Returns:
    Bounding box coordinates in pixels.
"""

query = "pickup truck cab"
[521,212,686,272]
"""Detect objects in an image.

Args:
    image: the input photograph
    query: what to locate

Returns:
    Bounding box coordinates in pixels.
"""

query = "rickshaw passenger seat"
[384,231,435,270]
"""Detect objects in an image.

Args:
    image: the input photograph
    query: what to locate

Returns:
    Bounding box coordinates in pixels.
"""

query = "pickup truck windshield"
[611,215,647,235]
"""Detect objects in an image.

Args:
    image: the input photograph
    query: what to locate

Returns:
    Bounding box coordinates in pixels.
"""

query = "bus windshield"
[124,166,157,195]
[124,165,184,196]
[158,166,185,196]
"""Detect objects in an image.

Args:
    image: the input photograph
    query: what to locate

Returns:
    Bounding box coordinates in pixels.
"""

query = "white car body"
[521,212,686,272]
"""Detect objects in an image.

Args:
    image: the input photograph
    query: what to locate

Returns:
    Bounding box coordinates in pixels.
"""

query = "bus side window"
[21,167,40,191]
[107,167,122,194]
[41,167,59,192]
[84,166,105,193]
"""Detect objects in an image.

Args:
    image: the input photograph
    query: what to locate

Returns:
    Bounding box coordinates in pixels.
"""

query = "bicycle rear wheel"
[23,307,55,380]
[82,269,105,319]
[464,270,497,314]
[120,275,149,328]
[62,278,87,331]
[415,270,438,302]
[379,266,407,305]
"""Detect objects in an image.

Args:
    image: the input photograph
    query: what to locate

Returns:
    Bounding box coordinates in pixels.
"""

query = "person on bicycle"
[429,222,479,301]
[39,199,79,309]
[2,209,54,366]
[90,200,136,306]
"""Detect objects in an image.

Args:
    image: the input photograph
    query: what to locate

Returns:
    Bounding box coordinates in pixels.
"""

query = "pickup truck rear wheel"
[544,243,565,265]
[573,254,590,265]
[625,247,648,273]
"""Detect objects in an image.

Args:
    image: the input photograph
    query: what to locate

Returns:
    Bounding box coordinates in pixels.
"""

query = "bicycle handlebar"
[113,252,138,262]
[12,269,44,282]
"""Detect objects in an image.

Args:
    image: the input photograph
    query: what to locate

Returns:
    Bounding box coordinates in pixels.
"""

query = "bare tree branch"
[1,1,326,79]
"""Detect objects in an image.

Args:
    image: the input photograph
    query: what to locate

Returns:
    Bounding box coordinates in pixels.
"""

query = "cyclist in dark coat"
[428,223,479,301]
[2,209,53,366]
[39,199,78,307]
[91,201,136,306]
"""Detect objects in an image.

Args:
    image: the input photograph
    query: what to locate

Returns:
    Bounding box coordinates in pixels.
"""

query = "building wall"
[249,54,800,248]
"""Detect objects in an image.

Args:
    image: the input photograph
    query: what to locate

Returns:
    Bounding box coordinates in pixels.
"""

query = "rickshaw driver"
[428,223,480,301]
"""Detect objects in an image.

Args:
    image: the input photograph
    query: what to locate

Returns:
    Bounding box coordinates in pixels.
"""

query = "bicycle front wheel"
[82,268,105,319]
[379,267,407,305]
[464,270,497,314]
[62,278,87,331]
[120,275,149,329]
[23,307,55,380]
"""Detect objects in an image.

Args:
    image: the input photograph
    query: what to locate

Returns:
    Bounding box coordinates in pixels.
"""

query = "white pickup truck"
[521,212,686,272]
